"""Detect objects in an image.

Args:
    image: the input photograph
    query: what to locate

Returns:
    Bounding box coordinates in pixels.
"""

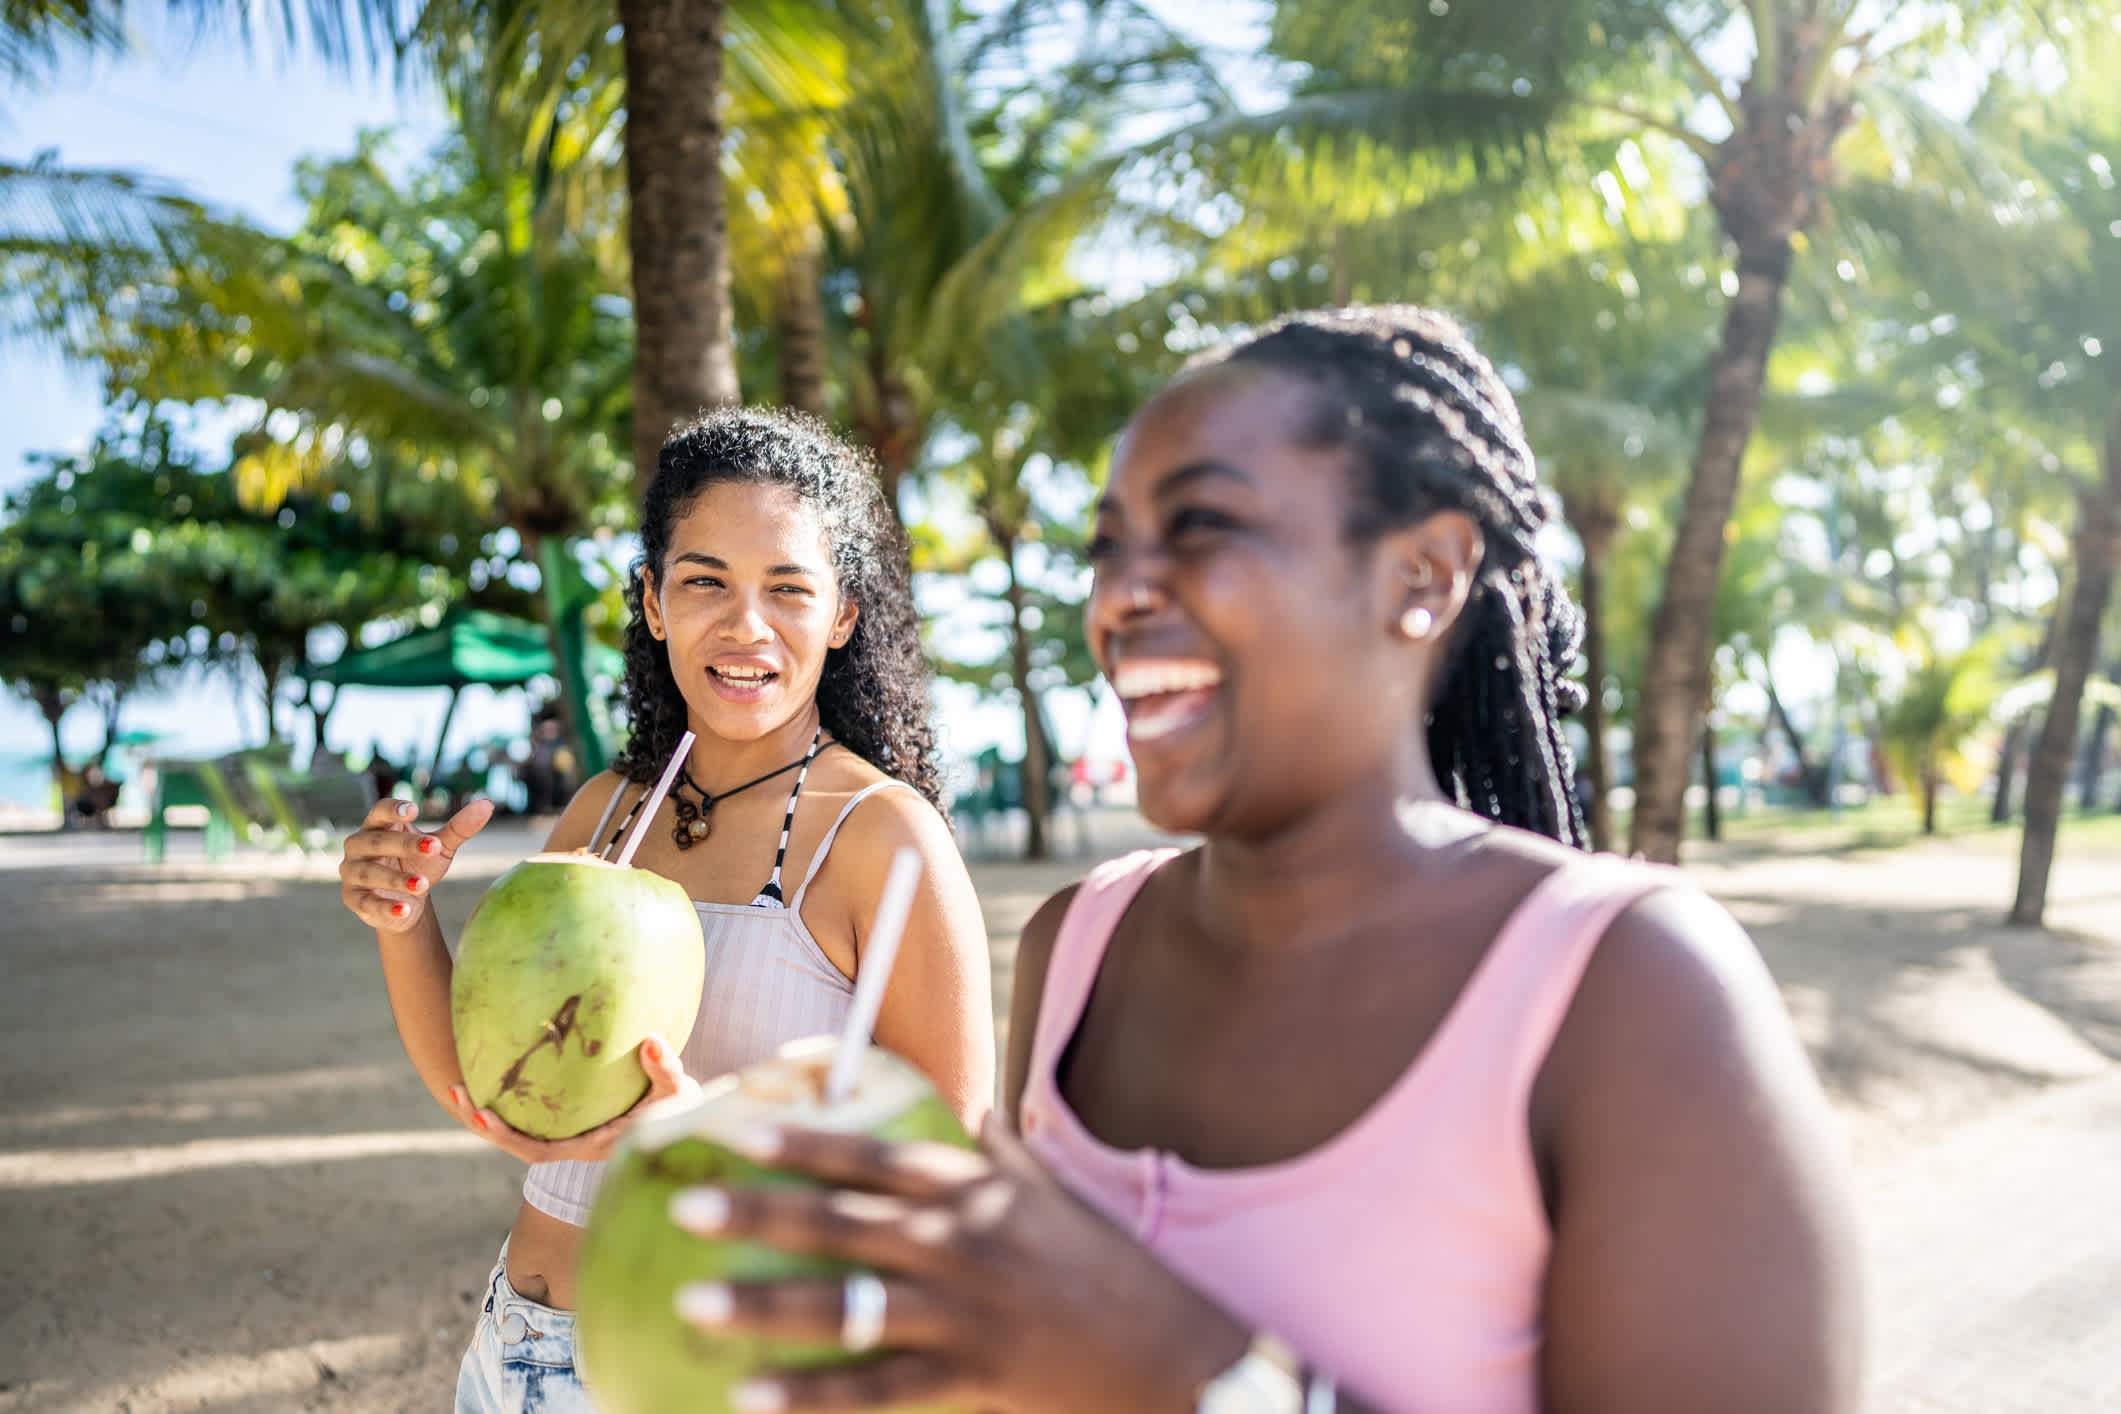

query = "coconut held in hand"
[450,851,706,1139]
[575,1036,970,1414]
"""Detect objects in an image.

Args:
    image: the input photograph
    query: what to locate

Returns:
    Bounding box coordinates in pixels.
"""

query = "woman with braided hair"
[338,408,993,1413]
[662,307,1862,1414]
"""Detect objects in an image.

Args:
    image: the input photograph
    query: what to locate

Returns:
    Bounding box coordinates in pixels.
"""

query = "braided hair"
[1203,305,1589,847]
[611,408,945,810]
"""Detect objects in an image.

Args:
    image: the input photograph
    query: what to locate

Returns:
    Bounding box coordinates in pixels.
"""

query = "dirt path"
[0,820,2115,1412]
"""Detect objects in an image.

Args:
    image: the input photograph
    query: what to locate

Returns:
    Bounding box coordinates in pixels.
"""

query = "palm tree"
[929,0,2102,860]
[8,0,858,485]
[432,0,881,469]
[1478,223,1716,849]
[1853,72,2121,924]
[98,77,637,770]
[1879,630,2004,835]
[829,0,1234,517]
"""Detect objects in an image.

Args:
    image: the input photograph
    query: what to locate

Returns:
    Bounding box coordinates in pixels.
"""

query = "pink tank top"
[1019,847,1673,1414]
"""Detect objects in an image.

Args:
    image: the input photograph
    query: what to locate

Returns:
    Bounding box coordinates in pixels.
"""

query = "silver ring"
[840,1271,887,1353]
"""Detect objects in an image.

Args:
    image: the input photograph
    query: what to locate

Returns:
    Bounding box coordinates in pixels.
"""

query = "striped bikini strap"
[787,778,917,914]
[752,729,825,907]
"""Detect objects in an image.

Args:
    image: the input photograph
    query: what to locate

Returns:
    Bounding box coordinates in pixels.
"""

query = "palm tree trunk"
[1000,532,1051,861]
[1922,759,1939,835]
[618,0,741,480]
[868,363,920,521]
[96,687,123,765]
[1700,719,1721,842]
[1993,606,2065,822]
[259,659,283,747]
[305,679,337,758]
[1575,521,1615,852]
[847,287,920,522]
[1991,719,2026,823]
[2012,428,2121,926]
[777,244,829,417]
[37,686,68,793]
[1629,236,1793,863]
[1760,667,1829,807]
[2079,700,2114,810]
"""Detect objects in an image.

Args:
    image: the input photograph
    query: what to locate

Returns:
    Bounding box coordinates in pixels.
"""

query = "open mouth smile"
[707,663,779,698]
[1110,658,1223,743]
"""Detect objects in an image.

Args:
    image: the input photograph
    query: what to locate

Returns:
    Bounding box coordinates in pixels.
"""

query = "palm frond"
[0,0,120,83]
[0,157,205,357]
[926,86,1562,350]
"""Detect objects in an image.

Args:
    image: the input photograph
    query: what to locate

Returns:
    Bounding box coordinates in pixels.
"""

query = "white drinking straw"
[823,846,924,1103]
[614,729,696,869]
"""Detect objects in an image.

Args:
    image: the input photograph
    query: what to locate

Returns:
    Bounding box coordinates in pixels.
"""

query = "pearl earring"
[1401,606,1435,640]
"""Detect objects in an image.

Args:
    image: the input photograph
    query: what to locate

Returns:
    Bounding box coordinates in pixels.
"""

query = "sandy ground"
[1,813,2117,1413]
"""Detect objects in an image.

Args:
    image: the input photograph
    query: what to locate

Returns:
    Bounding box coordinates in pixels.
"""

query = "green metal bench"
[143,760,251,863]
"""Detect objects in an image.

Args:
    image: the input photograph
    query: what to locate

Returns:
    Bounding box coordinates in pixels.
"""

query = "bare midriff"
[502,1200,583,1310]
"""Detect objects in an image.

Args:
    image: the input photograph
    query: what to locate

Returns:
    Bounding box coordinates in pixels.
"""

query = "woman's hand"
[443,1034,698,1165]
[667,1116,1247,1414]
[338,796,495,933]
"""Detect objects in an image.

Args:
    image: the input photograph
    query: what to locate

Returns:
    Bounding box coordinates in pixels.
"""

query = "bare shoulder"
[817,766,966,889]
[1001,880,1084,1116]
[1003,843,1194,1113]
[1013,881,1087,996]
[1561,869,1803,1084]
[1537,871,1865,1410]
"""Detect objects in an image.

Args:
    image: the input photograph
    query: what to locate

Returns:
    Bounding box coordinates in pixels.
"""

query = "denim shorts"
[454,1241,595,1414]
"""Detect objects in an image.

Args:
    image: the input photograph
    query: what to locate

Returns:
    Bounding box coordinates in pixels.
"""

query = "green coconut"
[576,1036,971,1414]
[449,851,705,1140]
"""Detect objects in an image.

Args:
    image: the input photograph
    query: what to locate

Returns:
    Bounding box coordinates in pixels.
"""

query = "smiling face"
[641,481,859,745]
[1088,366,1432,836]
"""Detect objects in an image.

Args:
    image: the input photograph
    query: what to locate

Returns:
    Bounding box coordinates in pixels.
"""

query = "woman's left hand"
[442,1033,697,1166]
[669,1114,1247,1414]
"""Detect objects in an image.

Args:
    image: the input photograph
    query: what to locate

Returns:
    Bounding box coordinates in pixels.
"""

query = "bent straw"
[614,729,695,869]
[823,846,923,1104]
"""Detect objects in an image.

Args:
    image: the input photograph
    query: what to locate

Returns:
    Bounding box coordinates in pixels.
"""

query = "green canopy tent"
[308,607,622,778]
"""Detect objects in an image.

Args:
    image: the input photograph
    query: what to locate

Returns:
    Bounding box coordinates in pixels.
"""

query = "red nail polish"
[390,902,408,918]
[418,837,438,855]
[475,1113,492,1130]
[406,876,425,893]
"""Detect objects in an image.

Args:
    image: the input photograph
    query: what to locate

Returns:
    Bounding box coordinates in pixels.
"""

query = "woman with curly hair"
[338,408,994,1414]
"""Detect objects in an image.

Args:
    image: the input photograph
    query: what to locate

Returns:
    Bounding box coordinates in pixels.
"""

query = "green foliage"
[0,407,479,749]
[93,82,635,543]
[1,416,212,729]
[1880,631,2008,817]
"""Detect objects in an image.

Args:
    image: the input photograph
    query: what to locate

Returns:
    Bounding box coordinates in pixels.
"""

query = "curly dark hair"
[1199,305,1589,848]
[610,408,944,810]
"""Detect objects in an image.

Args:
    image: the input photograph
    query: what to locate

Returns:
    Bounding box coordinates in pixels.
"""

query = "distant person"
[337,409,994,1414]
[363,751,400,805]
[70,763,120,828]
[670,308,1863,1413]
[522,712,566,815]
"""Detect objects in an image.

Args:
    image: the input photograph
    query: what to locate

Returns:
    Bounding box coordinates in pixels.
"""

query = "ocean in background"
[0,749,65,811]
[0,748,152,809]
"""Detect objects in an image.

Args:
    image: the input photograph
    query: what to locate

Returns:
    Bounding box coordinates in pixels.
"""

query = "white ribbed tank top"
[519,774,910,1225]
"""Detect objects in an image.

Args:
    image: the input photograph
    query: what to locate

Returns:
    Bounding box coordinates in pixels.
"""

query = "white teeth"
[714,665,772,681]
[1128,710,1193,743]
[1111,659,1222,701]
